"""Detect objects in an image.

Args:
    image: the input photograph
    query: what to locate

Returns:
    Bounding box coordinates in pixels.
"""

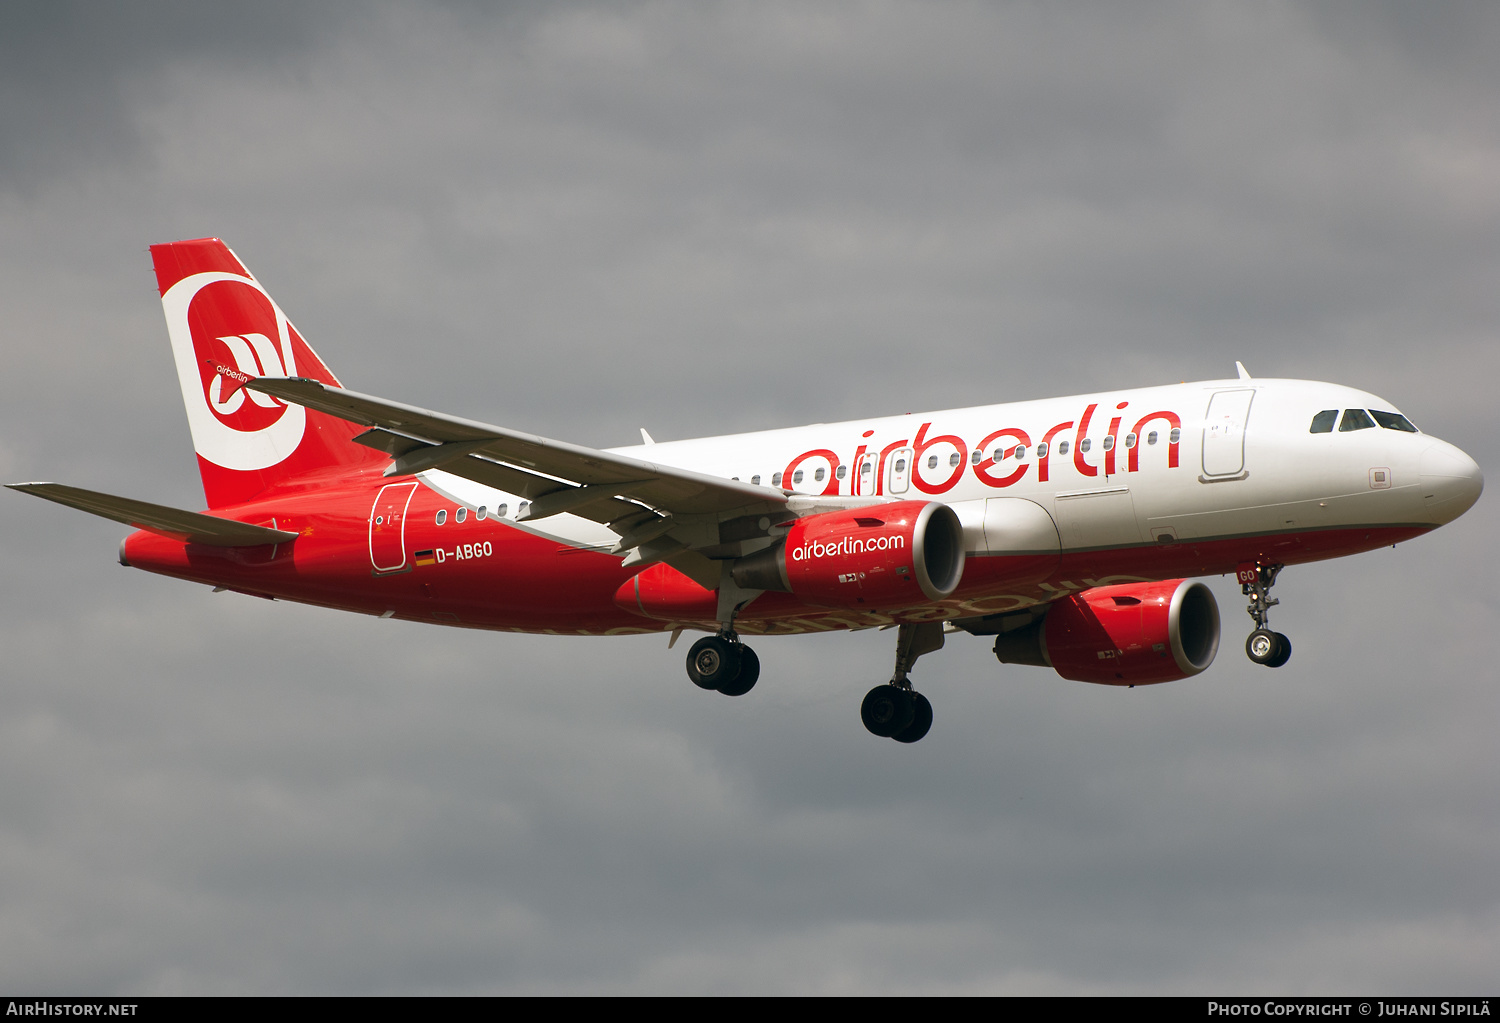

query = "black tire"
[1246,629,1280,665]
[717,645,760,696]
[1265,632,1292,668]
[687,636,741,690]
[861,685,915,738]
[892,691,933,744]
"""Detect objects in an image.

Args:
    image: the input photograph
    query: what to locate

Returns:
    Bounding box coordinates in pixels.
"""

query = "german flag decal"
[414,550,436,567]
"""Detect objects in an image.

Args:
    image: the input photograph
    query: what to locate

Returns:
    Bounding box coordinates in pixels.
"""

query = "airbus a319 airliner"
[10,239,1484,743]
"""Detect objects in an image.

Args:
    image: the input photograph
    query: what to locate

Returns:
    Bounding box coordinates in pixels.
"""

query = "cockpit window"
[1370,409,1419,433]
[1309,410,1337,433]
[1339,409,1376,432]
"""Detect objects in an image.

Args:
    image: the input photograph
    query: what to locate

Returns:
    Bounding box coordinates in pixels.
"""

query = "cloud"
[0,0,1495,993]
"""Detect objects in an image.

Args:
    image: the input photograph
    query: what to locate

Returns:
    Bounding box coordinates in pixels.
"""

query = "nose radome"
[1419,440,1483,524]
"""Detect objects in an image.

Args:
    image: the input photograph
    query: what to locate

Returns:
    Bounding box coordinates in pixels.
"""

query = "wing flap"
[354,430,659,527]
[7,483,299,547]
[250,376,788,517]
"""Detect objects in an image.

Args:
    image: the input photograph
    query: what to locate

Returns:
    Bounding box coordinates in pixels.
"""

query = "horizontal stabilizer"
[6,482,299,547]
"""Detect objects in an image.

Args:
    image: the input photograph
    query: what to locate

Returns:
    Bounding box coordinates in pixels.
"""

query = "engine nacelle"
[731,500,964,610]
[995,579,1220,685]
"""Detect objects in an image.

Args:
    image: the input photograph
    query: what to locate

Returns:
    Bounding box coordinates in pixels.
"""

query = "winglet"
[1235,361,1252,380]
[640,428,655,445]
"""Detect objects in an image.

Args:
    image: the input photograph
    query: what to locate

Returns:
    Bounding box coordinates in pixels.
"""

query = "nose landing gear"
[861,621,942,743]
[1241,563,1292,668]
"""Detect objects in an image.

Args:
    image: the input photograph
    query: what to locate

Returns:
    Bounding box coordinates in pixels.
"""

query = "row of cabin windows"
[427,422,1199,518]
[740,427,1184,488]
[434,501,529,526]
[1309,409,1418,434]
[426,422,1196,519]
[747,465,847,487]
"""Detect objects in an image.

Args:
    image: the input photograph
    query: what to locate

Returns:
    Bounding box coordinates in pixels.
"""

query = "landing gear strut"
[861,622,942,743]
[686,631,760,696]
[1241,563,1292,668]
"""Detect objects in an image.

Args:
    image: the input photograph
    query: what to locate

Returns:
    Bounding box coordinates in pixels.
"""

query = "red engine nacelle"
[995,579,1220,685]
[731,500,964,610]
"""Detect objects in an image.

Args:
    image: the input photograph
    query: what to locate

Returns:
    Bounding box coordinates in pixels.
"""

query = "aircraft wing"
[246,376,793,529]
[7,482,299,547]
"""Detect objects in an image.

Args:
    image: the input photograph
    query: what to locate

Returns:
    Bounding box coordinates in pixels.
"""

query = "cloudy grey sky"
[1,0,1496,994]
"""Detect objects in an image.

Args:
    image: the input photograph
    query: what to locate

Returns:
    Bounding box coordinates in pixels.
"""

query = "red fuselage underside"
[121,473,1427,636]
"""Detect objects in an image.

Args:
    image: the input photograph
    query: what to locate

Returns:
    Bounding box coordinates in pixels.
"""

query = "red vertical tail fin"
[150,238,386,508]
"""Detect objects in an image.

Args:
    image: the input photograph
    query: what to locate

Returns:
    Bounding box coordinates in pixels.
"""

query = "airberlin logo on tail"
[205,334,288,415]
[161,271,307,471]
[791,534,905,562]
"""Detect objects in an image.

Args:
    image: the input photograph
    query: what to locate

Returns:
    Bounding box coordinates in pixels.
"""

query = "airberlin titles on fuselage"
[779,401,1183,497]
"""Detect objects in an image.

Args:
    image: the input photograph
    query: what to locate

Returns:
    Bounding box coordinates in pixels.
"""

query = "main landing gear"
[686,632,760,697]
[1242,563,1292,668]
[680,618,942,743]
[861,621,943,744]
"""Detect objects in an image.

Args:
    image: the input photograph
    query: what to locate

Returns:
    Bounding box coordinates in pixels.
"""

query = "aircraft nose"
[1419,440,1483,524]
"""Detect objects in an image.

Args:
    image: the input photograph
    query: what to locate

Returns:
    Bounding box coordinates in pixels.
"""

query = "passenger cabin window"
[1339,409,1376,432]
[948,453,962,467]
[792,469,804,484]
[1036,442,1049,458]
[477,506,488,520]
[455,507,467,523]
[1057,441,1069,456]
[1370,410,1419,433]
[835,465,847,479]
[496,503,508,517]
[1309,410,1338,433]
[814,467,825,482]
[1147,431,1158,445]
[435,509,447,525]
[1124,433,1137,449]
[772,472,782,487]
[1015,445,1027,460]
[927,455,939,470]
[1169,428,1181,444]
[751,475,761,486]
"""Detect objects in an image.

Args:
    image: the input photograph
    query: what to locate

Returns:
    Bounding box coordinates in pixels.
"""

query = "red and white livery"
[10,239,1483,742]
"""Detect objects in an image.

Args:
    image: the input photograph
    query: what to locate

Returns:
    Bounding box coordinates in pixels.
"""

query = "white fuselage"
[423,377,1482,564]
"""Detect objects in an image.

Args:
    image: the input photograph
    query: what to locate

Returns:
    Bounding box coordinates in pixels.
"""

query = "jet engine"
[731,500,964,610]
[994,579,1220,685]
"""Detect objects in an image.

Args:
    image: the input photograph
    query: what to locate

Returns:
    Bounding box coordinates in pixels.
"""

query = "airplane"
[8,238,1484,743]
